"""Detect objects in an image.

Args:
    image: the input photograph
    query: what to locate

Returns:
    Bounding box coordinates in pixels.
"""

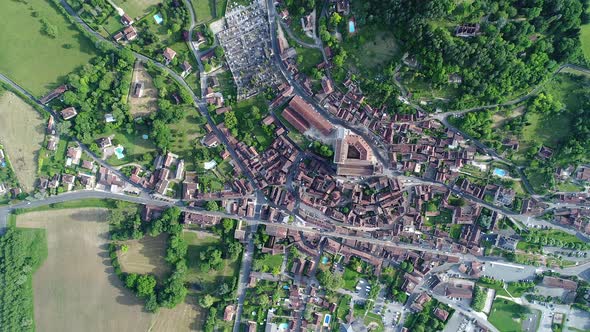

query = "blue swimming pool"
[493,168,507,177]
[348,20,355,33]
[114,146,125,159]
[324,314,331,325]
[321,256,329,264]
[154,13,163,24]
[279,323,289,330]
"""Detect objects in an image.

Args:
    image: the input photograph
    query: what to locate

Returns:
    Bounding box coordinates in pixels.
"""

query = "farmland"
[128,61,159,117]
[17,209,154,332]
[118,233,171,280]
[0,0,96,96]
[0,91,45,191]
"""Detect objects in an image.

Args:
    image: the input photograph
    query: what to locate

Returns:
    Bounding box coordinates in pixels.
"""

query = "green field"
[191,0,228,23]
[113,0,161,19]
[488,299,530,332]
[342,267,362,290]
[0,0,96,96]
[256,253,283,270]
[581,4,590,61]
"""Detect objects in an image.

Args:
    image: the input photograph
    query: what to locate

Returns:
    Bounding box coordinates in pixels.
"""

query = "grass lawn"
[191,0,214,23]
[104,127,159,166]
[364,312,385,332]
[256,253,283,270]
[556,181,585,192]
[113,0,161,19]
[581,6,590,61]
[343,26,399,72]
[118,233,171,281]
[449,224,462,240]
[342,267,362,290]
[521,112,570,150]
[15,199,118,214]
[168,110,207,161]
[488,299,527,332]
[0,91,45,191]
[293,44,324,76]
[429,208,453,224]
[0,0,96,97]
[183,230,240,294]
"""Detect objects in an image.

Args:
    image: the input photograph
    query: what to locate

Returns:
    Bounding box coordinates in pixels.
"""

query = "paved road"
[232,224,257,332]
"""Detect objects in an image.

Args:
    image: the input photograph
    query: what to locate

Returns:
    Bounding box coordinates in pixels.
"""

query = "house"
[81,160,94,170]
[542,276,578,291]
[433,308,449,322]
[223,305,236,321]
[47,136,58,151]
[538,146,553,160]
[121,13,134,26]
[62,174,76,191]
[195,31,206,45]
[448,73,462,84]
[66,146,82,165]
[113,31,124,42]
[455,23,480,37]
[60,107,78,120]
[181,61,192,77]
[40,85,68,104]
[163,47,177,64]
[132,82,144,98]
[321,76,334,94]
[97,137,112,149]
[105,114,116,123]
[445,284,473,299]
[123,25,137,41]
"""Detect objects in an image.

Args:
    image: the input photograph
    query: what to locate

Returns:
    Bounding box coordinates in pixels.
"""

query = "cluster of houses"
[113,14,138,43]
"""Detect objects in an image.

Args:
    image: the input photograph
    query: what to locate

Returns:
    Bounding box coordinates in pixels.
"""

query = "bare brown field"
[17,209,154,332]
[118,233,171,280]
[0,91,44,191]
[149,294,206,332]
[128,61,158,117]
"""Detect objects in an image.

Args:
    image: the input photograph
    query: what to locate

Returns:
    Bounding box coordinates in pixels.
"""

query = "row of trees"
[470,286,486,311]
[0,228,45,331]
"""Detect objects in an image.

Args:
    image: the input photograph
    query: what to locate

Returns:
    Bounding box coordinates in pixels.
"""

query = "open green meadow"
[0,0,96,97]
[191,0,228,23]
[113,0,161,19]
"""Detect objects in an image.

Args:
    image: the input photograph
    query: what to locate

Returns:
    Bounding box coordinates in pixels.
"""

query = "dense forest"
[0,228,46,331]
[354,0,586,107]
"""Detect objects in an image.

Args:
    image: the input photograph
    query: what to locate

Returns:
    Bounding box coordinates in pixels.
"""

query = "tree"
[224,111,238,129]
[317,270,344,289]
[206,200,219,211]
[330,12,342,26]
[199,294,215,308]
[125,273,138,288]
[136,274,157,298]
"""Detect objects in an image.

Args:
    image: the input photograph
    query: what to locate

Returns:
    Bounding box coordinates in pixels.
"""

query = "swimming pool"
[154,13,163,24]
[321,256,329,264]
[114,146,125,159]
[493,168,507,177]
[323,314,331,326]
[348,20,355,33]
[278,322,289,330]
